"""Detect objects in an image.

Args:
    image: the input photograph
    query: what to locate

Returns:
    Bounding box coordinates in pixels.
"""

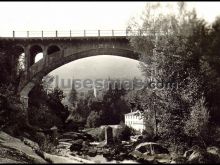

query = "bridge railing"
[10,30,160,38]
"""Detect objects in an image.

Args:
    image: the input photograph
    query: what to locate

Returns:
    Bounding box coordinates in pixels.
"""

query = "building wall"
[124,112,145,133]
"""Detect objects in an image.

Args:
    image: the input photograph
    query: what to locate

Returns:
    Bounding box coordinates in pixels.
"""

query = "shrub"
[184,97,210,147]
[86,111,101,128]
[114,124,134,141]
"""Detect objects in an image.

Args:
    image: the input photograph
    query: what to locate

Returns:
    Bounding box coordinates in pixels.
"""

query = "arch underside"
[19,48,140,98]
[30,45,43,65]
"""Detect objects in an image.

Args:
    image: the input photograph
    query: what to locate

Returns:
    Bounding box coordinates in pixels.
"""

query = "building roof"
[124,110,143,116]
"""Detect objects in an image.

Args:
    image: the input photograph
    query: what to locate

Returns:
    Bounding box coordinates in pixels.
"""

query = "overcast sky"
[0,2,220,37]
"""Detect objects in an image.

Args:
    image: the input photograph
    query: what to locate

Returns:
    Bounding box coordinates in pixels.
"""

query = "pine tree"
[68,81,78,106]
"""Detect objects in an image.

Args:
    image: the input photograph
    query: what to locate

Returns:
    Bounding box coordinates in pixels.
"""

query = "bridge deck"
[0,30,154,40]
[0,36,129,41]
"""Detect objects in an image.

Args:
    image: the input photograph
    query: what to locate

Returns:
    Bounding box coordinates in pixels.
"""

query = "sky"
[0,2,220,37]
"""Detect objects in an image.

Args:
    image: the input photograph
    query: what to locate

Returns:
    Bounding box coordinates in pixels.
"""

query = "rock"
[187,150,203,163]
[103,150,113,160]
[70,152,76,156]
[187,148,220,164]
[184,149,194,159]
[87,149,97,157]
[207,146,220,163]
[96,148,104,154]
[61,132,94,142]
[82,140,90,147]
[136,157,151,164]
[207,146,220,156]
[69,139,83,152]
[115,152,127,161]
[61,132,79,140]
[0,131,47,164]
[58,138,72,143]
[22,137,40,150]
[170,156,187,164]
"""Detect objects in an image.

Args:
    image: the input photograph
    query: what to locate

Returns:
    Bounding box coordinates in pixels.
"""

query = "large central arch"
[19,47,140,107]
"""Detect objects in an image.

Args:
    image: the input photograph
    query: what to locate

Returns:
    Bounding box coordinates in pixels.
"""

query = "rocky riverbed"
[54,131,140,163]
[2,130,220,164]
[0,130,138,164]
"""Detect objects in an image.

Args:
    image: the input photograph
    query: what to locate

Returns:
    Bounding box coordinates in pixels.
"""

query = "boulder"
[207,146,220,163]
[170,156,187,164]
[82,140,90,147]
[96,147,104,154]
[0,131,47,163]
[207,146,220,156]
[184,149,194,159]
[69,139,83,152]
[187,149,220,164]
[87,149,97,157]
[22,137,40,150]
[103,150,113,160]
[115,152,127,161]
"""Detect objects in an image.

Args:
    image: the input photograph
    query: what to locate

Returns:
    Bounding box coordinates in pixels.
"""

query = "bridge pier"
[43,47,48,66]
[24,47,31,80]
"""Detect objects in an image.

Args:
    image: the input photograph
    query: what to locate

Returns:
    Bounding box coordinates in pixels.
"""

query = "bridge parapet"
[8,30,157,38]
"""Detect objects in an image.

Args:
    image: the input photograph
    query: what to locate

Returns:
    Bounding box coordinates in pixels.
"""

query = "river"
[55,133,139,164]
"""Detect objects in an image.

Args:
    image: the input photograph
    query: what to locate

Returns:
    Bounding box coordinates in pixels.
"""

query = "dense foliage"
[127,2,220,150]
[67,80,131,128]
[28,80,69,129]
[114,123,134,142]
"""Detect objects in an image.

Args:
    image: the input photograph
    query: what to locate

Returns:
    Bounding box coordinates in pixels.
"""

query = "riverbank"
[0,131,94,164]
[0,131,47,163]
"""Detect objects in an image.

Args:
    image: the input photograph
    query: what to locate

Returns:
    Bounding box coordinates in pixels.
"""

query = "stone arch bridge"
[0,30,142,108]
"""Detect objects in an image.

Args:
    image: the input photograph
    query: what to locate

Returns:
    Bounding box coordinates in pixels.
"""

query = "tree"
[184,97,210,147]
[28,79,68,130]
[200,17,220,124]
[86,111,101,128]
[114,123,134,142]
[128,2,211,149]
[101,80,129,125]
[42,75,54,92]
[68,81,78,106]
[48,86,65,102]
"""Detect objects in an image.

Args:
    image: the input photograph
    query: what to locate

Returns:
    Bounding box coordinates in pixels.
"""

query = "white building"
[124,110,145,133]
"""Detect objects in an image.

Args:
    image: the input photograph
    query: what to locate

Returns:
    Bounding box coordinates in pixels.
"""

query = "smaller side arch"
[14,44,25,54]
[47,45,61,55]
[13,45,25,75]
[29,45,43,66]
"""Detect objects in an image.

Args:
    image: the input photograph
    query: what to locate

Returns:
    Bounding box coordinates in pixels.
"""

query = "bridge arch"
[29,45,43,65]
[47,45,61,55]
[12,36,141,107]
[14,44,25,53]
[13,45,25,75]
[19,47,140,107]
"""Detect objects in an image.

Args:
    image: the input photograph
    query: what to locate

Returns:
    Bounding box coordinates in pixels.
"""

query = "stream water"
[55,134,139,164]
